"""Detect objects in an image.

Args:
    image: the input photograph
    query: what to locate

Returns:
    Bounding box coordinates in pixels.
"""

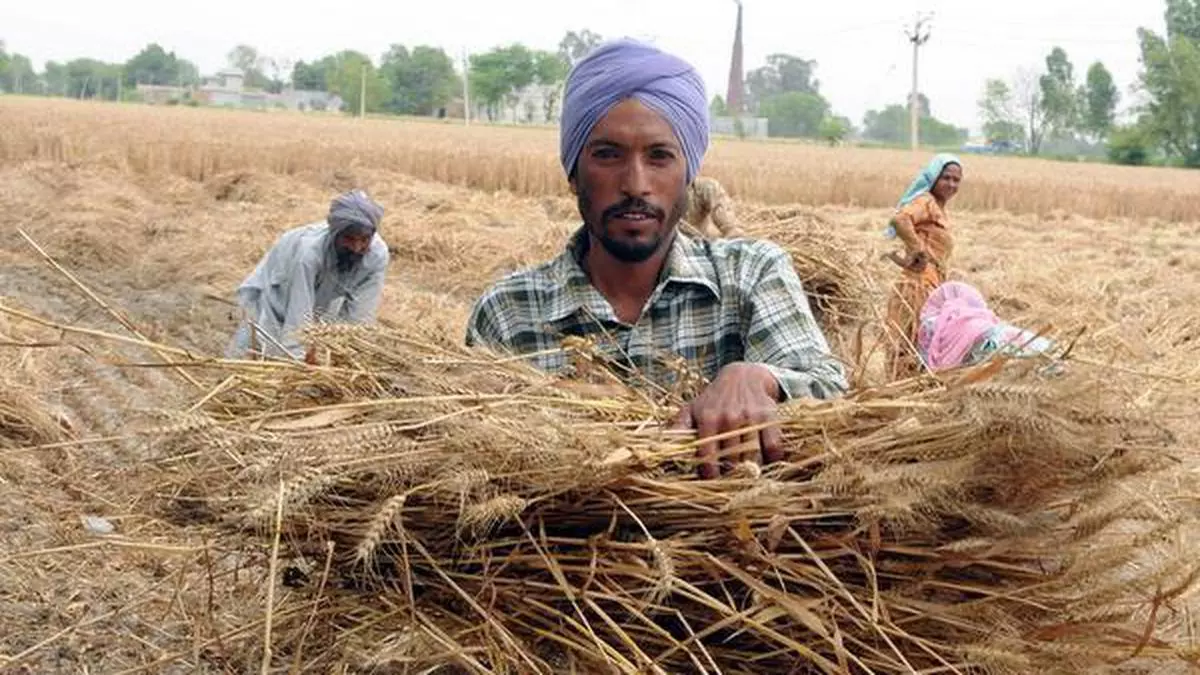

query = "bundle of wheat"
[0,303,70,449]
[744,206,878,333]
[139,322,1197,674]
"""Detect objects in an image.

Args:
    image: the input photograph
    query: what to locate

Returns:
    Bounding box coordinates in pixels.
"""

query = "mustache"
[601,197,665,224]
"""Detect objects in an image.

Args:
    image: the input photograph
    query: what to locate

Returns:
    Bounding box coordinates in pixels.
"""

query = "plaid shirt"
[465,226,848,401]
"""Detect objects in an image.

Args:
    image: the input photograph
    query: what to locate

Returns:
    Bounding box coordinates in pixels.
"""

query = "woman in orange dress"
[882,154,963,380]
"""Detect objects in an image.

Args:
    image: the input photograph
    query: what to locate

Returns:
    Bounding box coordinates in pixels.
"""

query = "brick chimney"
[725,0,745,115]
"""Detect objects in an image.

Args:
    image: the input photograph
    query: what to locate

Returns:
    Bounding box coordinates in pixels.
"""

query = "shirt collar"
[542,225,721,322]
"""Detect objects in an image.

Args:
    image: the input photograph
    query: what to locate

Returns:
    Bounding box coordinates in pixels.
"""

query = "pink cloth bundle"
[917,282,1000,371]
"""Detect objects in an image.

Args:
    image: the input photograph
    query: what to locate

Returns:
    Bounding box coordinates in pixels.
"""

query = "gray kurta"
[227,220,389,360]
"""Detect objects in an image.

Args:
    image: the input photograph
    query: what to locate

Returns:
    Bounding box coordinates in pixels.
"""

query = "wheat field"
[3,96,1200,221]
[1,97,1199,672]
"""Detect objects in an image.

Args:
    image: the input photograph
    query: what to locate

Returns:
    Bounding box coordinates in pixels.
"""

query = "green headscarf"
[884,153,962,238]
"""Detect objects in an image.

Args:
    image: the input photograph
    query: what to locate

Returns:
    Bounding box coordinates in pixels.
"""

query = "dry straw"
[0,301,70,450]
[125,316,1200,674]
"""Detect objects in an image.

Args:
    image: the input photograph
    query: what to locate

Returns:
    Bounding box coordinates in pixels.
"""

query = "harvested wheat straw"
[0,302,69,450]
[137,321,1199,674]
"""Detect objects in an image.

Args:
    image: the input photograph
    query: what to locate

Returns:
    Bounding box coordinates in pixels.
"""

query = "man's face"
[334,230,373,271]
[570,98,689,264]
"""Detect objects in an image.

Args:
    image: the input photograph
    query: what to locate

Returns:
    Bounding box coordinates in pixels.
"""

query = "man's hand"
[673,362,784,479]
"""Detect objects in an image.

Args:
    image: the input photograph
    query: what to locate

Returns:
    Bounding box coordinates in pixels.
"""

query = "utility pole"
[462,47,470,126]
[359,63,366,118]
[905,13,932,152]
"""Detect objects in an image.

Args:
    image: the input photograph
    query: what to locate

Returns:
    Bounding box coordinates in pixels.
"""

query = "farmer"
[881,153,963,379]
[683,175,745,239]
[226,190,389,362]
[465,39,847,478]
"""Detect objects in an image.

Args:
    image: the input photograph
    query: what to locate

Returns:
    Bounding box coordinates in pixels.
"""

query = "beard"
[335,246,364,272]
[576,181,688,264]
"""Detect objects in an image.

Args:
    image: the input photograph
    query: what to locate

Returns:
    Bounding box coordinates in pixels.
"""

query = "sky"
[1,0,1168,136]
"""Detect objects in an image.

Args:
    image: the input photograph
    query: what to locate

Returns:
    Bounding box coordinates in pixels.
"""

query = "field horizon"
[4,96,1199,223]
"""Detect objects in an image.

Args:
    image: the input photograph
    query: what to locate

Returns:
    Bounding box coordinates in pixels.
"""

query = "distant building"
[285,89,344,112]
[473,82,564,125]
[129,67,345,113]
[710,116,769,139]
[135,84,189,105]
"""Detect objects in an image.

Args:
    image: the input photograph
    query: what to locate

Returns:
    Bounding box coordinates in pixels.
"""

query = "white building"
[475,82,565,125]
[193,67,343,112]
[710,116,769,139]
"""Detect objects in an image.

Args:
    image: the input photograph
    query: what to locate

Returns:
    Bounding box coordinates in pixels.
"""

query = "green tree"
[819,116,851,145]
[1167,0,1200,40]
[123,43,189,87]
[863,103,966,146]
[1039,47,1078,139]
[1080,61,1118,142]
[978,78,1023,144]
[381,44,460,116]
[293,58,337,91]
[557,30,604,67]
[1013,67,1049,154]
[0,50,37,94]
[533,50,569,122]
[469,44,536,121]
[760,91,828,138]
[745,53,819,113]
[63,58,121,100]
[226,44,278,91]
[710,95,728,117]
[1107,121,1156,165]
[325,51,389,115]
[1136,1,1200,166]
[42,61,68,96]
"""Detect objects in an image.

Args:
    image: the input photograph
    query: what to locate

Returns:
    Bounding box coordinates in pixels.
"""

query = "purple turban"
[327,189,384,237]
[560,39,709,183]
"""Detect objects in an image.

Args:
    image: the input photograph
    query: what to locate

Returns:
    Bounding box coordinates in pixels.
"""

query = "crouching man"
[464,39,847,477]
[227,190,389,362]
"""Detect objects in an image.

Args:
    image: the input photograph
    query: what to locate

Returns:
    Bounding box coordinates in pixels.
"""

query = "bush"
[819,116,850,146]
[1107,125,1154,166]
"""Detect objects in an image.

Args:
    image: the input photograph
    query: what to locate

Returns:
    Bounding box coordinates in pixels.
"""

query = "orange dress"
[884,193,954,380]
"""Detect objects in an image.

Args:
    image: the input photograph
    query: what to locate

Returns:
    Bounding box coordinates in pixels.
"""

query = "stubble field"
[1,97,1199,672]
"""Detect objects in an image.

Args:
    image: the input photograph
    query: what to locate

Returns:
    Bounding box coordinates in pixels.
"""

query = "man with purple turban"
[227,189,389,362]
[466,39,846,478]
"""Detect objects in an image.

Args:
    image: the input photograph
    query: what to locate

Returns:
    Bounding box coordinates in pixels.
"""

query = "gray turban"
[328,190,384,237]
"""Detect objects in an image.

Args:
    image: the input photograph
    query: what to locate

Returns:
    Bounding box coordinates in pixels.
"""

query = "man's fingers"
[761,420,784,465]
[672,406,694,431]
[714,410,758,467]
[694,412,720,480]
[738,432,761,466]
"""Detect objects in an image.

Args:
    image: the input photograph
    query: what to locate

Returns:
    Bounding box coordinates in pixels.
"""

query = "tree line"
[979,0,1200,166]
[0,29,963,146]
[0,31,604,121]
[978,49,1120,156]
[2,2,1198,166]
